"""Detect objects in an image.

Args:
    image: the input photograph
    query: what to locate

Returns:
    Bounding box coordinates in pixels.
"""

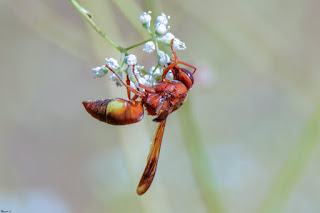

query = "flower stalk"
[69,0,125,52]
[125,38,153,51]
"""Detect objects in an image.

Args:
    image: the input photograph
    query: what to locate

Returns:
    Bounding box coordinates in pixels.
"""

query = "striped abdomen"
[82,98,144,125]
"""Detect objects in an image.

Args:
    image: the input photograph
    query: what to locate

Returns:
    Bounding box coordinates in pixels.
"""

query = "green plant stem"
[147,28,160,55]
[69,0,125,53]
[125,38,153,51]
[179,100,226,213]
[119,52,126,68]
[147,28,154,37]
[259,103,320,213]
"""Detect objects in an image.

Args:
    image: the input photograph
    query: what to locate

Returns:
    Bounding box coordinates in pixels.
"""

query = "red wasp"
[83,40,196,195]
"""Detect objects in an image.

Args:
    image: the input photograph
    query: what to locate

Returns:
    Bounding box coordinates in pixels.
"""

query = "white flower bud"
[157,50,171,65]
[126,66,141,88]
[139,12,152,23]
[143,74,156,87]
[92,65,108,78]
[139,12,152,28]
[156,13,170,25]
[158,32,175,44]
[143,41,156,53]
[136,65,145,71]
[172,38,187,50]
[105,58,120,70]
[125,54,137,65]
[130,65,142,77]
[155,23,170,35]
[166,71,174,80]
[109,72,123,87]
[149,66,162,76]
[138,76,147,85]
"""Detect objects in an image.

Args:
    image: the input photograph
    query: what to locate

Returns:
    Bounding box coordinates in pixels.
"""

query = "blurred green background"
[0,0,319,212]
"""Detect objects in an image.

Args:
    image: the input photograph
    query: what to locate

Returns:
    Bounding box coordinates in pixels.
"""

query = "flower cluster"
[92,11,187,89]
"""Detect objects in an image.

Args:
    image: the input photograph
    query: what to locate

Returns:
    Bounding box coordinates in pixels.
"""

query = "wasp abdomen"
[83,98,144,125]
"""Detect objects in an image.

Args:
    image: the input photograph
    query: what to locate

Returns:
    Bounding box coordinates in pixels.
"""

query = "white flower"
[126,66,141,88]
[105,58,120,70]
[109,72,123,87]
[138,76,147,86]
[129,65,142,77]
[157,50,171,65]
[166,71,174,80]
[139,11,152,28]
[158,32,175,44]
[109,73,117,81]
[155,23,170,35]
[136,64,145,71]
[125,54,137,65]
[143,74,156,87]
[139,11,152,23]
[149,66,163,76]
[143,41,155,53]
[92,65,108,78]
[133,74,156,88]
[172,38,187,50]
[156,13,170,25]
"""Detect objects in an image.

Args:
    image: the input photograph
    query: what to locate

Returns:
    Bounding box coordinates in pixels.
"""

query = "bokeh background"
[1,0,320,212]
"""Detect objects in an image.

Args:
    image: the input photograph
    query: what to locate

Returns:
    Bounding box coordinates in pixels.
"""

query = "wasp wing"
[136,118,167,195]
